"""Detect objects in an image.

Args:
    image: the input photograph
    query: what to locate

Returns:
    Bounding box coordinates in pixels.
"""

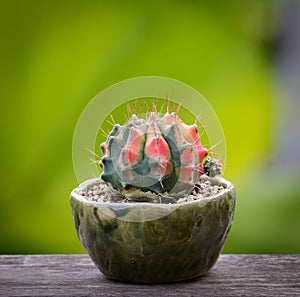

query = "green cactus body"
[100,111,208,195]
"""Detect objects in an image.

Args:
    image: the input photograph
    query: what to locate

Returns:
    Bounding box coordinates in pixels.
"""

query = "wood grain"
[0,255,299,297]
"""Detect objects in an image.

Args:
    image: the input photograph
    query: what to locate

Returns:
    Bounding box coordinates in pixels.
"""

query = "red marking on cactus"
[199,163,205,175]
[172,125,185,146]
[122,168,134,181]
[177,123,198,143]
[162,160,172,175]
[100,142,106,154]
[194,145,207,177]
[177,122,207,169]
[124,128,144,165]
[184,125,197,142]
[180,146,194,165]
[123,148,139,166]
[198,146,208,160]
[182,124,207,161]
[179,166,194,181]
[189,125,198,138]
[165,160,173,175]
[145,125,171,160]
[100,142,109,156]
[146,137,170,160]
[152,159,172,177]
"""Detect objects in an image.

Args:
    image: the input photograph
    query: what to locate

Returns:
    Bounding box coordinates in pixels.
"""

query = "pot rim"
[71,176,234,208]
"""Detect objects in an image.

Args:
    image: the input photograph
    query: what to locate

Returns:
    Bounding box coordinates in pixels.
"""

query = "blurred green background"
[1,0,299,254]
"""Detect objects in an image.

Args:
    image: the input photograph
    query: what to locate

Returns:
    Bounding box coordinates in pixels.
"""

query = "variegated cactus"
[99,107,220,197]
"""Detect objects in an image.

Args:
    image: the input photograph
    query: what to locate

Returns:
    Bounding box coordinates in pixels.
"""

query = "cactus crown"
[99,103,220,196]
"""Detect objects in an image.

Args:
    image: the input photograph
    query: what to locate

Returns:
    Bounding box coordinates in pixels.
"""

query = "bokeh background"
[1,0,299,254]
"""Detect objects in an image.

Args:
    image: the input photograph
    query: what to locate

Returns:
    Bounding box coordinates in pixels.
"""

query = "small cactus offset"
[99,104,221,198]
[203,157,222,177]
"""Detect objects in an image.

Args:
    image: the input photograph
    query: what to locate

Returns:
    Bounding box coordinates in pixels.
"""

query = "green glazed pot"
[70,177,235,283]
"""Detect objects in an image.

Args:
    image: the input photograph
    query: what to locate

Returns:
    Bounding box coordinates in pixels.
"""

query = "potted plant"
[70,102,235,283]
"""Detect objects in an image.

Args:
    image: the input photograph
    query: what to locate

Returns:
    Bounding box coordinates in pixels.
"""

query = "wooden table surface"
[0,254,299,297]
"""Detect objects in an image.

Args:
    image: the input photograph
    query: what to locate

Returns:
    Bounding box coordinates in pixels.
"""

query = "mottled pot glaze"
[70,177,235,283]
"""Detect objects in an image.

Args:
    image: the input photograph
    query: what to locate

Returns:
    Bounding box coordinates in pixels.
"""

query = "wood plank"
[0,255,299,297]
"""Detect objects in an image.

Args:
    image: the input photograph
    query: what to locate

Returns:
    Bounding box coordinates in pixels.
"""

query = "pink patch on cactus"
[123,148,139,166]
[188,125,198,139]
[100,142,106,154]
[122,168,134,181]
[130,128,144,150]
[100,142,109,156]
[179,166,194,181]
[124,128,144,165]
[146,137,171,160]
[198,164,205,175]
[198,146,208,160]
[172,125,186,146]
[165,160,173,175]
[145,124,171,161]
[194,145,207,176]
[180,146,194,165]
[157,138,171,160]
[179,123,207,163]
[177,123,193,142]
[152,159,172,177]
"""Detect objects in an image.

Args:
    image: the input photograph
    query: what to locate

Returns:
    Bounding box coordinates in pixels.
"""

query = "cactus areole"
[99,111,218,196]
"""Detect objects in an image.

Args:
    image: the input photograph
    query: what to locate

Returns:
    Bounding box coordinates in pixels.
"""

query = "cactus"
[99,107,220,197]
[203,157,222,177]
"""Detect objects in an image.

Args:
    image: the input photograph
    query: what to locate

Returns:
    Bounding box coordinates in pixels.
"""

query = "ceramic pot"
[70,177,235,283]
